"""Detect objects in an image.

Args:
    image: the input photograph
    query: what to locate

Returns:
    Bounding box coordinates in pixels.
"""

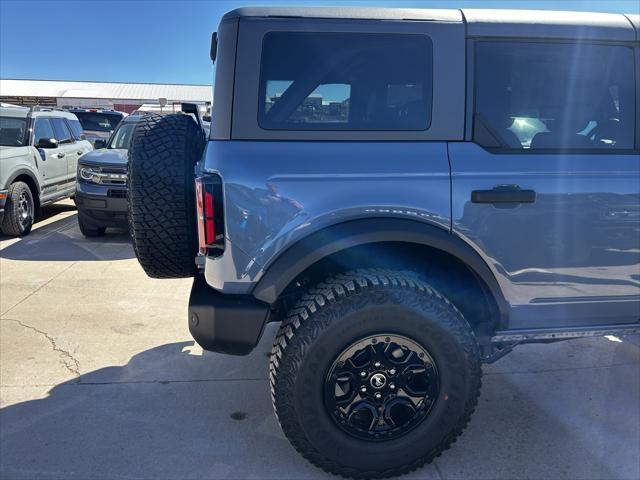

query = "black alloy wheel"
[325,334,439,441]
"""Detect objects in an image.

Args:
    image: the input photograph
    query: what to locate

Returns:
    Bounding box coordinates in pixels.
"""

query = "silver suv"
[0,104,93,236]
[126,8,640,478]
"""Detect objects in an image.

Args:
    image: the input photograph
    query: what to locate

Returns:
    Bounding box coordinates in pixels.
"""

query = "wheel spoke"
[324,333,439,441]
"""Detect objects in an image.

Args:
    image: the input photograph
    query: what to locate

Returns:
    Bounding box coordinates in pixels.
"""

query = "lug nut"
[389,368,396,375]
[374,392,382,400]
[373,361,381,368]
[360,386,367,393]
[389,383,395,390]
[360,371,367,378]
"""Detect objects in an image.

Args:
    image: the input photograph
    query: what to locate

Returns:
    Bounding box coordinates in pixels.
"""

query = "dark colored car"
[74,115,139,236]
[68,108,124,147]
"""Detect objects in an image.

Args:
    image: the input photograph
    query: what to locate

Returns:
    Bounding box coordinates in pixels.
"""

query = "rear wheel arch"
[7,171,41,211]
[252,218,509,332]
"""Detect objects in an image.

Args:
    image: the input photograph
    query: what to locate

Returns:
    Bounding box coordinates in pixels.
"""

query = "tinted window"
[51,118,73,144]
[74,112,122,132]
[33,118,55,146]
[259,32,433,131]
[474,42,636,150]
[0,117,27,147]
[68,119,86,140]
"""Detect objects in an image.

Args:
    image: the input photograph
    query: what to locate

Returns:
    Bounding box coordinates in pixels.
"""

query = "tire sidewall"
[6,182,34,236]
[278,286,478,471]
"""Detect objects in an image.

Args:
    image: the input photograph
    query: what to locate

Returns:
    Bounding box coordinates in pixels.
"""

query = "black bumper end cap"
[188,276,270,355]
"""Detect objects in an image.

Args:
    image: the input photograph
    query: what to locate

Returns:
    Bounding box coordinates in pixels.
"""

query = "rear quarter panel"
[203,141,451,281]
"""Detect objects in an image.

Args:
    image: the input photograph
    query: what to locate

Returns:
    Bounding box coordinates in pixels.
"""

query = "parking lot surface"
[1,201,639,480]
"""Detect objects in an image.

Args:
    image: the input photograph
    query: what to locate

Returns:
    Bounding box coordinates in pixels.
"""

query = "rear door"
[50,117,79,193]
[449,39,640,329]
[64,118,90,178]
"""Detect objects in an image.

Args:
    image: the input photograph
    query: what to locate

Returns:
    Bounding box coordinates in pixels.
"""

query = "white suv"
[0,104,93,236]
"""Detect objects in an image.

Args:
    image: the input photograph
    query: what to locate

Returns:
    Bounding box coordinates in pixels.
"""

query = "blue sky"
[0,0,637,85]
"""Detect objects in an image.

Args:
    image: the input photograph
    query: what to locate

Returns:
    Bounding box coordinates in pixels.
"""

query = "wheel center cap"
[370,373,387,389]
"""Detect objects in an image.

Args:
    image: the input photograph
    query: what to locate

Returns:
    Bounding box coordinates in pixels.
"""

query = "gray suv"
[126,8,640,478]
[0,105,92,236]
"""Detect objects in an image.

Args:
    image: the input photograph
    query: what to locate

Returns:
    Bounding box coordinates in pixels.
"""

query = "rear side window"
[33,118,55,146]
[259,32,433,131]
[51,118,73,144]
[474,42,636,151]
[68,119,86,141]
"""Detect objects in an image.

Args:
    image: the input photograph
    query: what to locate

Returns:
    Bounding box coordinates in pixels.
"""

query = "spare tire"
[128,113,205,278]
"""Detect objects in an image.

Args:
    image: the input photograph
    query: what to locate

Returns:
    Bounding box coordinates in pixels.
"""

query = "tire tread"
[269,268,482,479]
[127,113,204,278]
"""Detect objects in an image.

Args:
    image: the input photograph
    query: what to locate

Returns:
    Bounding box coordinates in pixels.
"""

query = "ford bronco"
[126,8,640,478]
[0,104,92,236]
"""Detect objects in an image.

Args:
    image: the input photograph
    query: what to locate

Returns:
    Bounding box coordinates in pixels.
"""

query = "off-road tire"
[270,269,482,479]
[128,113,205,278]
[77,214,106,237]
[1,181,34,237]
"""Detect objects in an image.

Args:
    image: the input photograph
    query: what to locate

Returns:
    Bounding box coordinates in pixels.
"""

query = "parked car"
[67,108,125,147]
[125,7,640,478]
[75,109,208,237]
[0,104,92,236]
[74,114,138,236]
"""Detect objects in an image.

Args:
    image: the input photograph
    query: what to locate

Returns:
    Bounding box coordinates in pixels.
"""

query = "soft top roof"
[222,7,637,41]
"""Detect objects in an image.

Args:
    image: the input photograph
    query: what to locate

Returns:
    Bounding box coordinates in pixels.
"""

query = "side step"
[491,323,640,343]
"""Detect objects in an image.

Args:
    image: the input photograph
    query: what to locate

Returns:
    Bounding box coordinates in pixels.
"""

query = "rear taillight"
[195,176,224,255]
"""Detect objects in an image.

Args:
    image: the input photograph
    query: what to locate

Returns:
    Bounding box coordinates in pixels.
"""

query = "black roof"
[221,7,638,42]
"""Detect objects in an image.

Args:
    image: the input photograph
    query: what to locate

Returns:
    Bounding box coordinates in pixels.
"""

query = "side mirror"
[93,139,107,149]
[36,137,58,149]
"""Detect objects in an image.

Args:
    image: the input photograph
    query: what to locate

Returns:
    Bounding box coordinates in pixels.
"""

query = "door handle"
[55,152,66,159]
[471,185,536,204]
[77,151,83,155]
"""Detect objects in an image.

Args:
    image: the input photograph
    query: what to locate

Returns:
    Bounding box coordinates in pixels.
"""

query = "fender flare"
[5,168,41,195]
[252,218,510,325]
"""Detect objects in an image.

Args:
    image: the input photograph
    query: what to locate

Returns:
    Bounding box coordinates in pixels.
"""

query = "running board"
[491,323,640,343]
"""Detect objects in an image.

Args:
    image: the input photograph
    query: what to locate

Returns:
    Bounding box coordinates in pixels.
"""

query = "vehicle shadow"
[1,336,636,480]
[0,340,325,480]
[38,202,78,222]
[0,210,133,262]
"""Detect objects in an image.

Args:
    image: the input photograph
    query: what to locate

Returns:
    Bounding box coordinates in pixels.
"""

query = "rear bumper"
[75,182,127,228]
[188,275,271,355]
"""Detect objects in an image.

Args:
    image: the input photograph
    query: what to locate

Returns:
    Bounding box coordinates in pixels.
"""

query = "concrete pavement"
[1,201,639,480]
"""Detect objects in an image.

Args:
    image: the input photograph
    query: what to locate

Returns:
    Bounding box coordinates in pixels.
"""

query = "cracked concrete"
[1,201,639,480]
[3,318,81,379]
